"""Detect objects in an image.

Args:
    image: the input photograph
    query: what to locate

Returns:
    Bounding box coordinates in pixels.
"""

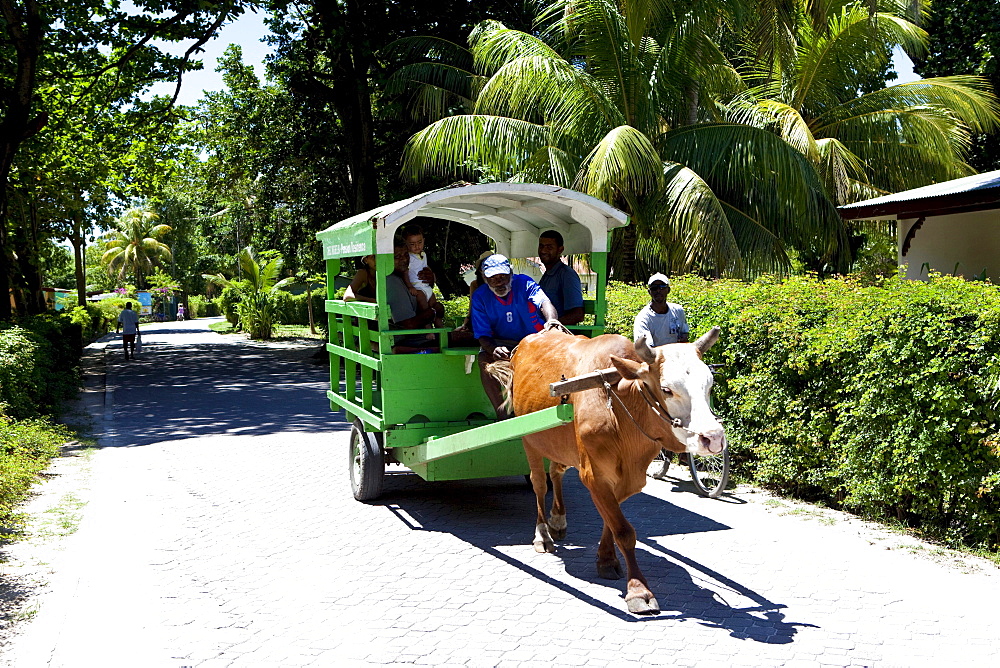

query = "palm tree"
[101,208,173,288]
[397,0,848,278]
[726,1,999,206]
[395,0,998,278]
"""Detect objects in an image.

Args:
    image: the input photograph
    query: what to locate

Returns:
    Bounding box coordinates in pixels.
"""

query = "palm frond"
[660,122,847,268]
[574,125,663,204]
[469,22,561,76]
[476,55,622,145]
[401,115,550,182]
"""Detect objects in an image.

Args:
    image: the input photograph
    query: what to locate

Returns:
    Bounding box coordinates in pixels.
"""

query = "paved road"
[3,318,999,667]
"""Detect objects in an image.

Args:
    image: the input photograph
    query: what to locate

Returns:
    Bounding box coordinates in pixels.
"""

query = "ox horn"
[634,334,657,363]
[694,326,721,354]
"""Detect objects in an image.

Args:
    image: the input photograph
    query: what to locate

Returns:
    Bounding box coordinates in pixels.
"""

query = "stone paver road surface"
[2,318,999,667]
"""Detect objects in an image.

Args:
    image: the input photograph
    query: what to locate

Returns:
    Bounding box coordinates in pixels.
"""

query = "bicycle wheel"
[688,448,730,498]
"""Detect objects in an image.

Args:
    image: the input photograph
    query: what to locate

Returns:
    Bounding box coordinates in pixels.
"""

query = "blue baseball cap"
[482,254,512,277]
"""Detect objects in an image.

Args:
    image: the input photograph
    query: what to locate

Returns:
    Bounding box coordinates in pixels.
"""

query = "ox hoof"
[626,596,660,615]
[549,526,566,540]
[533,539,555,553]
[597,561,624,580]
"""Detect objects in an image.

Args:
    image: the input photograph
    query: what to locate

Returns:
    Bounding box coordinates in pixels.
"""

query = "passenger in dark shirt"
[537,230,584,325]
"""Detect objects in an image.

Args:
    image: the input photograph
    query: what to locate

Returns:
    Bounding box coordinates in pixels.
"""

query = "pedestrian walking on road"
[117,301,140,360]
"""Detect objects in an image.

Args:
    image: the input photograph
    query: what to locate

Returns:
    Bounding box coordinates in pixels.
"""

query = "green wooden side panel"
[399,439,531,481]
[380,353,495,424]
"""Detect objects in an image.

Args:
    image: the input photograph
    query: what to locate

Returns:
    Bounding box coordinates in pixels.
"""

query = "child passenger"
[402,224,442,327]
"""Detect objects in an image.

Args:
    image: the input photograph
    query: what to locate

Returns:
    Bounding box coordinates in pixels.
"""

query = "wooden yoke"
[549,367,622,397]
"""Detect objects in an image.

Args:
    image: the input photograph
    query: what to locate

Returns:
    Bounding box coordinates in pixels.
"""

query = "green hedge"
[0,315,82,419]
[187,295,220,318]
[607,275,1000,550]
[273,291,326,328]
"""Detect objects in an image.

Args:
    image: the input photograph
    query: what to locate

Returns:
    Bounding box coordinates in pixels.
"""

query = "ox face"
[649,345,725,455]
[613,327,726,456]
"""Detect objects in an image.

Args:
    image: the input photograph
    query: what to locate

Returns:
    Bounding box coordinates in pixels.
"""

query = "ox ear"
[609,355,645,380]
[693,326,721,356]
[634,334,657,363]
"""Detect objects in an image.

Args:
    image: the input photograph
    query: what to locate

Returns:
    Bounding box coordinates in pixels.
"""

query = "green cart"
[316,183,629,500]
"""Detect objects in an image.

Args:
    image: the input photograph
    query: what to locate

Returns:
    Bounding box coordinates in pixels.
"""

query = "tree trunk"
[306,281,316,334]
[305,0,382,214]
[614,224,639,283]
[13,198,45,314]
[70,207,87,307]
[0,0,46,321]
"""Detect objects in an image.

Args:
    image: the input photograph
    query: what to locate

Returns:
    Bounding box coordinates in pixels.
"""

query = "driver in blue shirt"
[472,254,560,419]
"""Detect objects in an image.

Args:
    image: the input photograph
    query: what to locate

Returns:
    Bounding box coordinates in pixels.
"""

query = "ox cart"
[317,183,728,500]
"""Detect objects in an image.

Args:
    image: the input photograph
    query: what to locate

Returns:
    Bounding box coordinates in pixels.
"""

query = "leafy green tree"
[0,0,250,319]
[913,0,1000,171]
[100,208,173,289]
[266,0,534,214]
[732,1,999,204]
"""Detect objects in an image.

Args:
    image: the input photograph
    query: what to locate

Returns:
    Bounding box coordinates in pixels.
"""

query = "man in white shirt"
[633,273,689,346]
[116,301,140,360]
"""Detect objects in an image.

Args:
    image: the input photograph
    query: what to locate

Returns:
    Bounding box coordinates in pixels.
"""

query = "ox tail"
[485,359,514,416]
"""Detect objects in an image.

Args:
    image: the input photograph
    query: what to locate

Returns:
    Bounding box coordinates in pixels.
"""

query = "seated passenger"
[387,239,442,351]
[402,224,443,328]
[472,254,560,418]
[537,230,584,325]
[344,255,377,303]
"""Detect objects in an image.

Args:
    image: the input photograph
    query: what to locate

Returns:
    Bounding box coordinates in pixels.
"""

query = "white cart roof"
[316,182,630,259]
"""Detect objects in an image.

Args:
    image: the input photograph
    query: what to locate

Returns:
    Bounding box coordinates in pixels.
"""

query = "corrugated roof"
[838,170,1000,220]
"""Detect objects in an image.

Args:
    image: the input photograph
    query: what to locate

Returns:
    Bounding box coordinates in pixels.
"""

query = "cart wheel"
[349,419,384,501]
[688,447,730,498]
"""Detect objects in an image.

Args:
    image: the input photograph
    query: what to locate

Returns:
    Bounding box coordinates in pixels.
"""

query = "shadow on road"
[107,342,345,447]
[375,469,812,639]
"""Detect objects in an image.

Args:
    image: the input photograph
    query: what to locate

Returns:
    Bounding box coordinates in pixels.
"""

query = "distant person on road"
[633,273,689,346]
[117,302,140,361]
[176,303,185,320]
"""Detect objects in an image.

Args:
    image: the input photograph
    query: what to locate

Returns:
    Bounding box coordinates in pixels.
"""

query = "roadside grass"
[208,321,235,334]
[209,321,323,340]
[0,419,79,543]
[36,492,87,539]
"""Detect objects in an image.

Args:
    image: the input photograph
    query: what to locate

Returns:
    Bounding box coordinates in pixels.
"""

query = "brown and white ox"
[505,327,725,614]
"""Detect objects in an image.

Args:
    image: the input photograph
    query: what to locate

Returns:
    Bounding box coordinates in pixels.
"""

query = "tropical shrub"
[606,274,1000,550]
[217,285,244,326]
[203,247,294,339]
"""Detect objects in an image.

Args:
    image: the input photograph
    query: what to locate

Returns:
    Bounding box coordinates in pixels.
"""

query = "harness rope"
[596,368,683,444]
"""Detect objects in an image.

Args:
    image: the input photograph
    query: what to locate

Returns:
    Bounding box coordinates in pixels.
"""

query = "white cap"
[482,254,512,277]
[647,273,670,287]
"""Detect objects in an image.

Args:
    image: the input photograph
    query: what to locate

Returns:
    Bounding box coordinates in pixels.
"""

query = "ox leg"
[596,524,623,580]
[588,485,660,615]
[548,463,568,540]
[526,451,555,553]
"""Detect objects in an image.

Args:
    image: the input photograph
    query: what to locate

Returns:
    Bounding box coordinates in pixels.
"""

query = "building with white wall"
[839,171,1000,281]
